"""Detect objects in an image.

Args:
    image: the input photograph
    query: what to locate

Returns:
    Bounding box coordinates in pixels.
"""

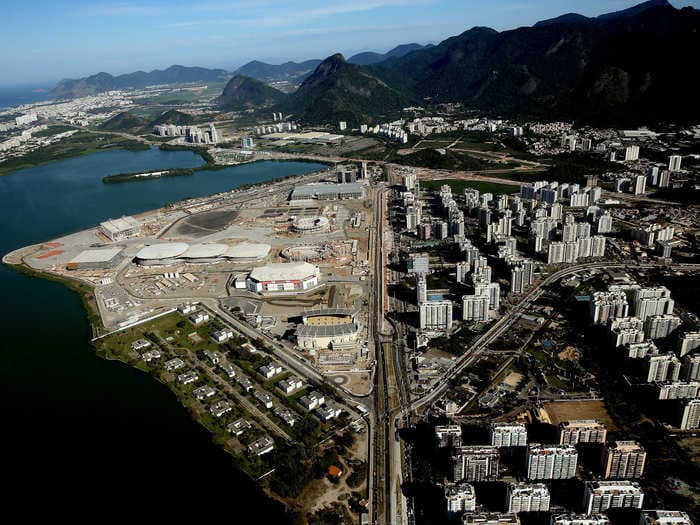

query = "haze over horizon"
[2,0,699,86]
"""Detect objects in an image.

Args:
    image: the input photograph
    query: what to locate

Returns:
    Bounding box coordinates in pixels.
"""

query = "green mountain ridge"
[51,65,229,99]
[217,75,288,108]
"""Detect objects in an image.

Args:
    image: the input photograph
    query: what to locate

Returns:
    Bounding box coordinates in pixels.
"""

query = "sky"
[1,0,698,86]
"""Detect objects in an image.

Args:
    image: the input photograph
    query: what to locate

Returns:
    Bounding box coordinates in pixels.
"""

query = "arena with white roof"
[134,242,270,266]
[246,261,320,293]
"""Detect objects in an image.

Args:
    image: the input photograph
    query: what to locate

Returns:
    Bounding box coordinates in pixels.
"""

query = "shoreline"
[3,256,304,520]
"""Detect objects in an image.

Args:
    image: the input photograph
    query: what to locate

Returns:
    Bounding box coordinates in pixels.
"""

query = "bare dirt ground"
[542,400,619,431]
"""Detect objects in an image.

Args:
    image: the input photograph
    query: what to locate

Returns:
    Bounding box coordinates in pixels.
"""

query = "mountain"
[151,109,195,126]
[217,75,287,108]
[233,60,322,84]
[98,112,147,131]
[51,65,229,99]
[348,43,432,65]
[377,1,700,124]
[288,53,410,125]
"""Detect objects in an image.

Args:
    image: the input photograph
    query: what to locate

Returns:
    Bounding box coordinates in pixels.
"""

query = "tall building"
[582,481,644,514]
[408,253,430,274]
[602,441,647,479]
[633,175,646,195]
[463,513,520,525]
[677,331,700,357]
[456,262,469,284]
[597,213,613,234]
[644,314,681,340]
[435,425,463,448]
[679,399,700,430]
[558,420,607,445]
[490,423,528,447]
[507,483,551,513]
[609,317,645,347]
[645,353,681,383]
[590,291,629,324]
[591,236,606,258]
[624,145,640,161]
[668,155,682,172]
[416,274,427,304]
[682,354,700,382]
[633,287,674,321]
[526,444,578,480]
[551,514,610,525]
[445,483,476,515]
[419,300,453,332]
[463,295,490,322]
[641,511,693,525]
[656,381,700,400]
[452,446,500,482]
[511,266,526,294]
[624,341,659,359]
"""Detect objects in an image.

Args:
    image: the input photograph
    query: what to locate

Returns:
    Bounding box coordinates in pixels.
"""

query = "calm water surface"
[0,147,326,519]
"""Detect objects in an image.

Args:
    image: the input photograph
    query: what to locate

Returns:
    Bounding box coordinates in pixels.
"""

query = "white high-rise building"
[452,446,500,482]
[416,274,427,304]
[582,481,644,514]
[419,300,453,332]
[682,354,700,382]
[602,441,647,479]
[507,483,550,513]
[558,420,607,445]
[590,291,629,324]
[463,295,490,322]
[641,511,693,525]
[548,242,565,264]
[646,353,681,383]
[435,425,463,448]
[633,175,646,195]
[591,235,607,257]
[490,423,527,447]
[551,514,610,525]
[633,287,674,321]
[679,399,700,430]
[669,155,682,172]
[609,317,645,347]
[645,314,681,340]
[624,145,640,161]
[677,332,700,357]
[445,483,476,515]
[526,444,578,480]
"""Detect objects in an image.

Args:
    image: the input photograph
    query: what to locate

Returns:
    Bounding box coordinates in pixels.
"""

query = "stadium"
[295,308,360,350]
[291,216,330,234]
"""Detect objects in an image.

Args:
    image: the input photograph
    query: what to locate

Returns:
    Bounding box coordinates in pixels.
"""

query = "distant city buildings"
[558,420,607,445]
[507,483,551,513]
[452,446,500,482]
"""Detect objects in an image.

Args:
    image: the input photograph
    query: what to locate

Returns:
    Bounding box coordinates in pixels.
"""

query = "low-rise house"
[253,390,274,409]
[189,312,210,326]
[299,390,325,411]
[258,364,284,379]
[248,436,275,456]
[131,339,151,351]
[178,304,196,315]
[211,329,233,344]
[316,405,342,422]
[177,371,198,384]
[193,385,216,400]
[227,418,251,436]
[219,361,236,378]
[165,357,186,372]
[277,376,303,395]
[274,407,296,426]
[202,349,222,365]
[141,349,161,362]
[235,375,253,392]
[210,400,232,418]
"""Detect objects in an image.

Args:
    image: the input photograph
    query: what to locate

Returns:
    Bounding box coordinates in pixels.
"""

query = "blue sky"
[1,0,698,85]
